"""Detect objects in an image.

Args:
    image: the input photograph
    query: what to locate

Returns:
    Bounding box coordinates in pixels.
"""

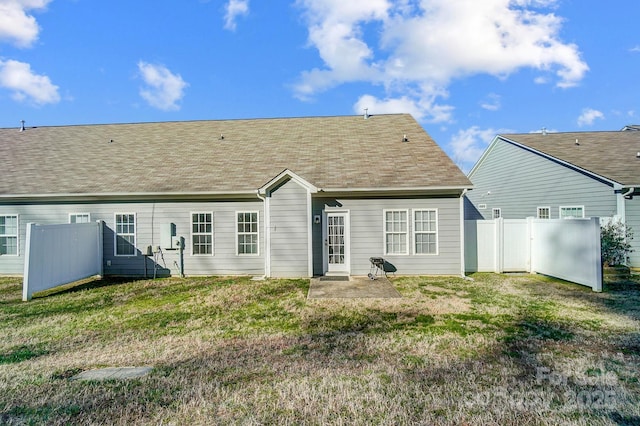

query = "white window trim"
[383,209,409,256]
[69,213,91,223]
[536,207,551,219]
[236,211,260,256]
[412,209,439,256]
[559,205,585,219]
[0,214,19,256]
[492,208,502,219]
[190,212,214,256]
[114,213,137,257]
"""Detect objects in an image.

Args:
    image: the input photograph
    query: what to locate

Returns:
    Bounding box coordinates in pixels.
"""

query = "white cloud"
[630,45,640,53]
[224,0,249,31]
[295,0,588,122]
[0,59,59,104]
[577,108,604,127]
[480,93,501,111]
[449,126,508,172]
[353,92,453,123]
[137,61,188,111]
[0,0,51,48]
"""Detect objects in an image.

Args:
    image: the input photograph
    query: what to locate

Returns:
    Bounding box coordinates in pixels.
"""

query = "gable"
[495,131,640,187]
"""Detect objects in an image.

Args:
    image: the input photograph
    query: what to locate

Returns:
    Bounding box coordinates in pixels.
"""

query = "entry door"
[325,212,350,273]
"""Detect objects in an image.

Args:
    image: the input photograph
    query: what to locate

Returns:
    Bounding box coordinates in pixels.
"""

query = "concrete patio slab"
[71,367,153,381]
[308,276,401,299]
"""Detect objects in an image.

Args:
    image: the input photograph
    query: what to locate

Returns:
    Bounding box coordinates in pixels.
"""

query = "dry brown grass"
[0,273,638,425]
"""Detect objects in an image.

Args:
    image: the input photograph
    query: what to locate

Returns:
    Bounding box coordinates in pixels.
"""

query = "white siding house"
[466,129,640,267]
[0,114,472,278]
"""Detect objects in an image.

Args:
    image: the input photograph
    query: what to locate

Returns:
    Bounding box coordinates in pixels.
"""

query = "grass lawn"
[0,274,639,425]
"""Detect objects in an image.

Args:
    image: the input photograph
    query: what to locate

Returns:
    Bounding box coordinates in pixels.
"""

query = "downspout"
[256,190,269,278]
[460,189,472,280]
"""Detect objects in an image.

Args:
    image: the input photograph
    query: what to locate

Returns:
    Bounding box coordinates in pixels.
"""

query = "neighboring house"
[0,114,472,278]
[465,129,640,267]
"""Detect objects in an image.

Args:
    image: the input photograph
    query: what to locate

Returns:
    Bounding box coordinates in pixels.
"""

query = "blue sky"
[0,0,639,172]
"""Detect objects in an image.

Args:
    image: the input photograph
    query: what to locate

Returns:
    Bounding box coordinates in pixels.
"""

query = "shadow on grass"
[0,344,49,365]
[33,277,139,299]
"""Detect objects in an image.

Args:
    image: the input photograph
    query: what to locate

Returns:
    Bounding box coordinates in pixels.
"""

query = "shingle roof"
[0,114,471,197]
[499,131,640,187]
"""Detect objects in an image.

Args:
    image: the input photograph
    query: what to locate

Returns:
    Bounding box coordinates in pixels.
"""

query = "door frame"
[322,210,350,275]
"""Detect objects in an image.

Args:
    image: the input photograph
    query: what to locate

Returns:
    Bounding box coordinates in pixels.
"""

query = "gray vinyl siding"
[625,198,640,267]
[0,200,265,276]
[467,139,617,220]
[269,179,310,277]
[312,196,462,276]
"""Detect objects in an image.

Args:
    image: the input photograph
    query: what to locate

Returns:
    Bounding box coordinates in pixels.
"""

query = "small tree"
[601,218,633,267]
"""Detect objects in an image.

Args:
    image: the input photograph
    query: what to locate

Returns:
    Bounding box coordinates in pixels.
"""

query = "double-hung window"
[0,215,18,255]
[384,210,408,255]
[192,212,213,255]
[414,209,438,255]
[237,212,259,255]
[69,213,90,223]
[537,207,550,219]
[115,213,136,256]
[560,206,584,219]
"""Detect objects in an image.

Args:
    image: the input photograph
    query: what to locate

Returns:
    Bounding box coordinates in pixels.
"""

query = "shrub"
[600,218,633,266]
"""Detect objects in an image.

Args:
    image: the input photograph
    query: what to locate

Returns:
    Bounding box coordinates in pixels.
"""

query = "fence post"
[527,217,534,274]
[592,217,603,292]
[96,220,104,278]
[22,223,35,301]
[495,218,504,273]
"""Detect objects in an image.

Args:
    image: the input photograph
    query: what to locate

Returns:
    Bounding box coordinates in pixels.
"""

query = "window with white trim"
[0,215,18,256]
[237,212,259,255]
[115,213,136,256]
[560,206,584,219]
[191,212,213,255]
[384,210,408,255]
[69,213,90,223]
[492,208,502,219]
[537,207,550,219]
[414,209,437,255]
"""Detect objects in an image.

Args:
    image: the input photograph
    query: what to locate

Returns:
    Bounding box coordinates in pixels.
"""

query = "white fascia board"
[0,191,258,203]
[467,134,502,178]
[258,169,318,195]
[318,185,472,196]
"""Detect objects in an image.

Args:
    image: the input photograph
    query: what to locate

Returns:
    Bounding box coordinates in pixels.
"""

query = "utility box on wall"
[161,223,178,250]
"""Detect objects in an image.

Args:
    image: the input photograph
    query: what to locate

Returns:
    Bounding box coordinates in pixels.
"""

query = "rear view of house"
[0,114,472,278]
[466,129,640,267]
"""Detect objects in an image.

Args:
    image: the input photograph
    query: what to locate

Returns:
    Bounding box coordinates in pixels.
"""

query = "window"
[537,207,550,219]
[492,208,502,219]
[115,213,136,256]
[384,210,408,255]
[191,212,213,255]
[69,213,90,223]
[237,212,259,255]
[560,206,584,219]
[414,209,437,255]
[0,215,18,256]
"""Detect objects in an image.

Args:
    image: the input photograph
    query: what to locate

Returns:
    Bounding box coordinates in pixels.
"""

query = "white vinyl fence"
[465,218,602,291]
[23,221,103,301]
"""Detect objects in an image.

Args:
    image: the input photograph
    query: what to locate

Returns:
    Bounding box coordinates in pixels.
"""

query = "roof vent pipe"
[364,108,369,119]
[541,127,547,135]
[20,120,25,132]
[575,138,579,145]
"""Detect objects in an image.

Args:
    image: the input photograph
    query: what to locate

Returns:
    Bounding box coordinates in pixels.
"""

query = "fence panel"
[22,221,103,301]
[464,218,602,291]
[531,217,602,292]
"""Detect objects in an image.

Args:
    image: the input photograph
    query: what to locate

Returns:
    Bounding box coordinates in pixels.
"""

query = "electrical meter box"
[161,223,178,250]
